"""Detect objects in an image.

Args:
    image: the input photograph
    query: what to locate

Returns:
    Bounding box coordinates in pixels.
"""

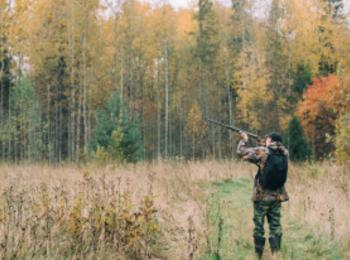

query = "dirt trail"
[202,178,343,260]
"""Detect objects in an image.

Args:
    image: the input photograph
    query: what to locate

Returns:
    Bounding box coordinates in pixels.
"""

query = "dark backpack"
[259,148,288,190]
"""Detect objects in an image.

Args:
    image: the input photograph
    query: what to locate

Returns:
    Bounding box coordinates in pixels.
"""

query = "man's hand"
[259,138,266,147]
[240,131,249,142]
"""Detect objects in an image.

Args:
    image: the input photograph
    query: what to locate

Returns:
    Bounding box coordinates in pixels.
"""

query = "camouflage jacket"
[237,140,289,202]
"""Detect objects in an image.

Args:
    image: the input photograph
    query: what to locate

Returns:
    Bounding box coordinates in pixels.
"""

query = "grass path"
[201,178,343,260]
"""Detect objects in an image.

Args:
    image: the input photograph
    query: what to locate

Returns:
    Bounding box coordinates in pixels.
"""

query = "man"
[237,131,289,258]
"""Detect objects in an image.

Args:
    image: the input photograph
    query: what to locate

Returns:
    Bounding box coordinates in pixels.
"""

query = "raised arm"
[237,132,267,165]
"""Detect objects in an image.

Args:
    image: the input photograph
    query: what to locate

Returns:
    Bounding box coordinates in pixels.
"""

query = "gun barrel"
[206,118,259,139]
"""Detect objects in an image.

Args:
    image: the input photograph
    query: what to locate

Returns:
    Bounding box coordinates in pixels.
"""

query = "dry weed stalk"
[187,216,197,260]
[0,173,162,259]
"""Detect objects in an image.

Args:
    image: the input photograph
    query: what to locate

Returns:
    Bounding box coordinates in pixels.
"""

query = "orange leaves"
[298,75,339,120]
[297,74,349,122]
[297,74,350,158]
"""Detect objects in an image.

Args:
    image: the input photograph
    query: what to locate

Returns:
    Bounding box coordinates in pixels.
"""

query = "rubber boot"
[269,234,281,254]
[254,236,265,259]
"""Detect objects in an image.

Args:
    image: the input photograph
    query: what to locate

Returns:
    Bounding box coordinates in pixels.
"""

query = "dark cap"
[266,132,282,143]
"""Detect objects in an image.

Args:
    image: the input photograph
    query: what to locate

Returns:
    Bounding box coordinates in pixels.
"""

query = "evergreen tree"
[318,0,344,76]
[0,42,12,117]
[285,116,310,161]
[8,79,42,161]
[0,36,13,159]
[324,0,344,20]
[91,92,142,162]
[194,0,221,157]
[265,0,289,131]
[289,63,312,105]
[294,64,312,95]
[231,0,251,55]
[195,0,219,66]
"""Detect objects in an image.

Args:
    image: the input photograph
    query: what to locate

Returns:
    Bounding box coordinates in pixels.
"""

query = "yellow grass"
[0,161,349,259]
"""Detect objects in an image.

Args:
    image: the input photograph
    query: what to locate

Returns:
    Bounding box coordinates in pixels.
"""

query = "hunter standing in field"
[237,132,289,258]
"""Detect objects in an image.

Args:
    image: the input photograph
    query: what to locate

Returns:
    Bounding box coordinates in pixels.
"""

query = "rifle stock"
[206,118,260,140]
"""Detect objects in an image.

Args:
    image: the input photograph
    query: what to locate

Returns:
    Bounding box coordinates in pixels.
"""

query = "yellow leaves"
[335,113,350,164]
[185,102,207,138]
[175,9,196,46]
[235,44,271,130]
[67,192,86,238]
[284,0,322,74]
[284,0,350,75]
[0,0,7,10]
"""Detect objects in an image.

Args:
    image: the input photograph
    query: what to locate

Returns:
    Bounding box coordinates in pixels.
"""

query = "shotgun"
[206,118,260,140]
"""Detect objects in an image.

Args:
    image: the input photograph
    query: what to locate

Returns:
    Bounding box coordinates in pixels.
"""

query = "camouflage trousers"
[253,200,282,239]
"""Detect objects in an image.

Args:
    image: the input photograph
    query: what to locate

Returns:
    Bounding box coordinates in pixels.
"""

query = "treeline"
[0,0,349,163]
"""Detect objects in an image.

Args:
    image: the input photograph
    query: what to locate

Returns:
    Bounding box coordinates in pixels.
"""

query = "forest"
[1,1,350,259]
[0,0,349,163]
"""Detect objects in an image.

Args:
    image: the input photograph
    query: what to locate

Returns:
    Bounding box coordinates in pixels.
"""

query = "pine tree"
[318,0,344,76]
[0,44,13,160]
[0,1,14,159]
[231,0,251,55]
[294,64,312,96]
[0,42,12,118]
[285,116,310,161]
[324,0,344,20]
[195,0,219,66]
[289,63,312,106]
[8,79,42,161]
[265,0,289,131]
[91,92,142,162]
[194,0,221,157]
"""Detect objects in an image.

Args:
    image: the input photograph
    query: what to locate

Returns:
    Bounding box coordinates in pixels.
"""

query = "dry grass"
[287,162,350,241]
[0,160,349,259]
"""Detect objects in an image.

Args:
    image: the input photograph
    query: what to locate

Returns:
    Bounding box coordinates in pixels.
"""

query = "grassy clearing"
[0,161,349,259]
[203,178,344,260]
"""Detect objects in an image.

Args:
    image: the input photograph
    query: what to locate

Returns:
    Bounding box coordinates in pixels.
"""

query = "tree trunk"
[164,41,169,158]
[68,0,76,161]
[156,59,161,160]
[179,101,183,158]
[82,15,88,156]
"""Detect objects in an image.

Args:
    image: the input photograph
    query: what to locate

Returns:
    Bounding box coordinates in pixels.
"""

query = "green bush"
[284,116,311,161]
[91,92,142,162]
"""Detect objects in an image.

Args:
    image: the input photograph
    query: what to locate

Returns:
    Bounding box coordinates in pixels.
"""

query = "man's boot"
[254,236,265,258]
[269,234,282,254]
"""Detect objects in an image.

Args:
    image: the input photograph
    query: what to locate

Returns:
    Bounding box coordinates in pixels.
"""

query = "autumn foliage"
[297,75,350,159]
[0,0,350,161]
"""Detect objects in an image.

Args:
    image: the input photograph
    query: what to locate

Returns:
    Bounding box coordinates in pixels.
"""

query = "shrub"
[297,75,350,159]
[284,116,311,161]
[91,92,142,162]
[0,175,163,259]
[335,113,350,164]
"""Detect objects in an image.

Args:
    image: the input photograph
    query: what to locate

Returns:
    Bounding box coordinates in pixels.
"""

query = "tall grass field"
[0,161,349,259]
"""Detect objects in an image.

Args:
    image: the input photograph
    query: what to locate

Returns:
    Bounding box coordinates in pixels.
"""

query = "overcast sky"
[169,0,189,8]
[168,0,350,13]
[166,0,269,19]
